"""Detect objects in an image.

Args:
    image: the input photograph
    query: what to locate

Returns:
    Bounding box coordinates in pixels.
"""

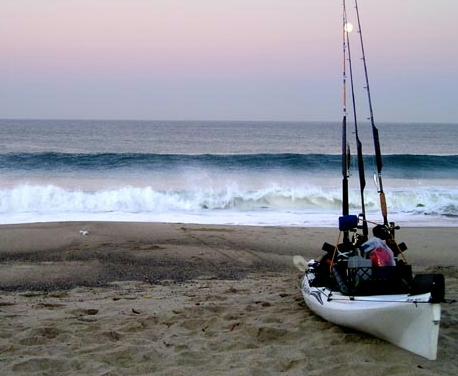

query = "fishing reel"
[372,222,408,257]
[373,222,399,239]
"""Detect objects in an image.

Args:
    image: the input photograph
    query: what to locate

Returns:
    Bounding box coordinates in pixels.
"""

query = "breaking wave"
[0,184,457,224]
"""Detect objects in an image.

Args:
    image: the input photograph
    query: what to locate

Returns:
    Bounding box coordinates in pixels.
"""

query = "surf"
[0,183,457,226]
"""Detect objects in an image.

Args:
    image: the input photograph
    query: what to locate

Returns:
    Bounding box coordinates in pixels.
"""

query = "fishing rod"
[344,2,368,241]
[353,0,389,227]
[341,0,351,243]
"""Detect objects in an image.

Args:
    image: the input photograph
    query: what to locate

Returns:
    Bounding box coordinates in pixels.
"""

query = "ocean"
[0,119,457,227]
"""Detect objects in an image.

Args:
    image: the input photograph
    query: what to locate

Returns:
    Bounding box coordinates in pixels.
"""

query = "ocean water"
[0,119,457,227]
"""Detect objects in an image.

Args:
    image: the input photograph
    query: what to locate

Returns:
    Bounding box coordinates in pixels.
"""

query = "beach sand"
[0,222,457,375]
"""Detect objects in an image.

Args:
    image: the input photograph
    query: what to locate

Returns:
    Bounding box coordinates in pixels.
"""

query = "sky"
[0,0,457,123]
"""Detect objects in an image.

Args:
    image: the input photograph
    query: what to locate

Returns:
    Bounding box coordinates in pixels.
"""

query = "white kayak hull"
[301,273,441,360]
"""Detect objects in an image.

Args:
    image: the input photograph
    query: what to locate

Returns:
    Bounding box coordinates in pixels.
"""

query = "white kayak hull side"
[301,274,441,360]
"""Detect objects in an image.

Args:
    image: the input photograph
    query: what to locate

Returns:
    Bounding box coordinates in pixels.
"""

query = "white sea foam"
[0,183,457,227]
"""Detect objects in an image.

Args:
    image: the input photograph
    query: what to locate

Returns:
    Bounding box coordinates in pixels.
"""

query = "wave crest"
[1,184,457,220]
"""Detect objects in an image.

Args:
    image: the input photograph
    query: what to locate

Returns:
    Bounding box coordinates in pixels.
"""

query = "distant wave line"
[0,152,457,178]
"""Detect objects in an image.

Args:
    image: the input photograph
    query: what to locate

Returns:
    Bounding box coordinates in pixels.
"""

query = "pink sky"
[1,0,457,122]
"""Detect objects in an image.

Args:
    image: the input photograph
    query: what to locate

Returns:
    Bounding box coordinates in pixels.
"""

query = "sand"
[0,222,457,375]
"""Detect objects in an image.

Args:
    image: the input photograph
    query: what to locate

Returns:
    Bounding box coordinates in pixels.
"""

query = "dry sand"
[0,222,457,375]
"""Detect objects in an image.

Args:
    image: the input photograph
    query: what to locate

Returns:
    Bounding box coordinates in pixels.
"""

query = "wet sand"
[0,222,457,375]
